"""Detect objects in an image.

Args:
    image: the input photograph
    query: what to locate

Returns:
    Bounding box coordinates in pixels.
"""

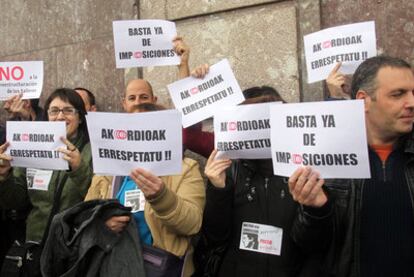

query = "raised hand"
[204,149,232,188]
[288,167,327,207]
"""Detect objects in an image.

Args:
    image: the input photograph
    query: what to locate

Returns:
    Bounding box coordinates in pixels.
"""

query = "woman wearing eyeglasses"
[0,88,93,244]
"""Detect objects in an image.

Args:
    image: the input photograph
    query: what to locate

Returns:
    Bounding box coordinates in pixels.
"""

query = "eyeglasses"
[48,107,78,117]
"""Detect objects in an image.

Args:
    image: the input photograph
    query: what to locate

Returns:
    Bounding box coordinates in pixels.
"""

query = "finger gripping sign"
[113,19,180,68]
[270,100,370,179]
[5,121,68,170]
[167,59,245,127]
[86,110,182,176]
[304,21,376,83]
[214,102,281,159]
[0,61,44,101]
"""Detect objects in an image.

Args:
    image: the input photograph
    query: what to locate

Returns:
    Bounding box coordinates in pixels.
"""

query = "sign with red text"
[240,222,282,256]
[304,21,376,83]
[270,100,370,179]
[86,110,182,176]
[6,121,68,170]
[113,19,180,68]
[0,61,44,101]
[168,59,245,127]
[26,168,53,191]
[214,102,281,159]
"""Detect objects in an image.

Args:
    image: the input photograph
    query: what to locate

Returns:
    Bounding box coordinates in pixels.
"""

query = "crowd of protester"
[0,34,414,277]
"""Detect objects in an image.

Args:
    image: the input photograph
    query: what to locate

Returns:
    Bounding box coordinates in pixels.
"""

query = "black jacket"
[202,159,319,277]
[291,134,414,277]
[0,124,5,145]
[41,199,146,277]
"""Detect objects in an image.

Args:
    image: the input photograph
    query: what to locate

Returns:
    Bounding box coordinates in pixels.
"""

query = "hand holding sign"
[130,167,165,200]
[0,142,12,177]
[4,94,32,120]
[288,167,327,208]
[326,63,350,99]
[204,149,232,188]
[173,36,190,64]
[191,64,210,79]
[58,137,81,171]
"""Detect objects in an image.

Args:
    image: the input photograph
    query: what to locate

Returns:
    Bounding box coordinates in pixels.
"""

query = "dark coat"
[0,124,5,145]
[41,199,146,277]
[291,134,414,277]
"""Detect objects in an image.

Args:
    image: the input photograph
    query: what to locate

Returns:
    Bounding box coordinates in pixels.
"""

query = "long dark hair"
[43,88,89,141]
[242,86,286,102]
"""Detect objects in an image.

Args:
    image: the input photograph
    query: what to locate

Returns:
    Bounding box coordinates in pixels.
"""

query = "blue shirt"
[116,176,153,245]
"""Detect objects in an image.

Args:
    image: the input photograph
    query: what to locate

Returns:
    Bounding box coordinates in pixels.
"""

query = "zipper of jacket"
[264,177,270,277]
[354,179,364,277]
[264,177,269,217]
[382,161,387,182]
[264,177,269,224]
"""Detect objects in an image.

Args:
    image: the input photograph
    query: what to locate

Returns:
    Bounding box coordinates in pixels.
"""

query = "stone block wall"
[1,0,413,124]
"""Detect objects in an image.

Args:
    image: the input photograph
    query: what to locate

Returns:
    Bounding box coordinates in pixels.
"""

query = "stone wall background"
[0,0,136,119]
[1,0,413,123]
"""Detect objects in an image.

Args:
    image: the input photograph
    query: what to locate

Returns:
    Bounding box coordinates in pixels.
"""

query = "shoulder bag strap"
[39,141,87,246]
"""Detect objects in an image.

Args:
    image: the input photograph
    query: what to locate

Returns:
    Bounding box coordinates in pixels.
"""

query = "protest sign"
[304,21,376,83]
[113,19,180,68]
[6,121,68,170]
[26,168,53,191]
[214,102,281,159]
[270,100,370,179]
[0,61,44,101]
[240,222,283,256]
[86,110,182,176]
[168,59,245,127]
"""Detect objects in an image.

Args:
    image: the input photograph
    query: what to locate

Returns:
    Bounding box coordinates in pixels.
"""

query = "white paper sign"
[270,100,370,179]
[6,121,68,170]
[26,168,53,191]
[240,222,283,256]
[0,61,44,101]
[124,189,145,212]
[86,110,182,176]
[168,59,245,127]
[214,102,281,159]
[304,21,377,83]
[113,19,180,68]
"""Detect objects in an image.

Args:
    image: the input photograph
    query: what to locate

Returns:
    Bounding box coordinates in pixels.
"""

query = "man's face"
[123,79,157,113]
[360,66,414,144]
[76,89,96,112]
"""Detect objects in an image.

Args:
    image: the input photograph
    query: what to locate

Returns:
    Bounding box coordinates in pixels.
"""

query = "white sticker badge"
[26,168,53,191]
[240,222,283,256]
[124,189,145,213]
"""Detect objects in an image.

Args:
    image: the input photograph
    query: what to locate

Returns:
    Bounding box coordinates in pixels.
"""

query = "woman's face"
[47,97,80,139]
